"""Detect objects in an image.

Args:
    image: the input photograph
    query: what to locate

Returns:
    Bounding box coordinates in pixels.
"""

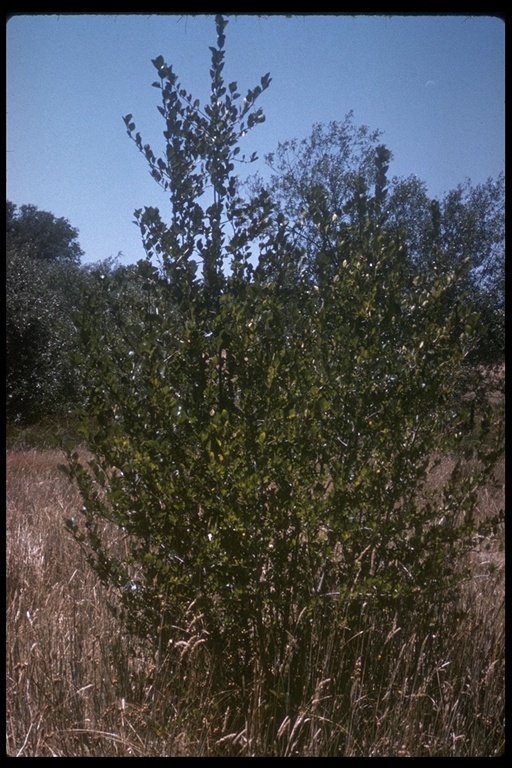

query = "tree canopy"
[247,118,504,361]
[7,201,84,265]
[6,201,85,423]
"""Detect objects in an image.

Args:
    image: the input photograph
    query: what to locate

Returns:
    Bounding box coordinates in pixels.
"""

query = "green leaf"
[151,56,165,70]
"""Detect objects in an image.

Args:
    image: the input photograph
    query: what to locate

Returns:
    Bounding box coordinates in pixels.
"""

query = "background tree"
[249,121,504,363]
[437,175,504,364]
[7,201,84,264]
[6,201,85,423]
[248,116,386,281]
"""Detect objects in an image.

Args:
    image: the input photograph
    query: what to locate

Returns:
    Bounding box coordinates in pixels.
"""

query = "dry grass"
[6,443,505,756]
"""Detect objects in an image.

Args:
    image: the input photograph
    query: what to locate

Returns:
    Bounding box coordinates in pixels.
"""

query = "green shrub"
[62,14,503,742]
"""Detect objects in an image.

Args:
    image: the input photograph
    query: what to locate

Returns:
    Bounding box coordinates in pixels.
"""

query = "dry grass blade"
[59,728,146,755]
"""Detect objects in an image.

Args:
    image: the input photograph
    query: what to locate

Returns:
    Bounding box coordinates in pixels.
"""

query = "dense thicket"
[62,15,504,748]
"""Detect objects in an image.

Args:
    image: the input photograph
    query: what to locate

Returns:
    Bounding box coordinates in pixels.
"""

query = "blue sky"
[7,13,505,266]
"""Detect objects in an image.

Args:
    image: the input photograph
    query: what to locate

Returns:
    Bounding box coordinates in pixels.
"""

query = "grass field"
[6,379,505,755]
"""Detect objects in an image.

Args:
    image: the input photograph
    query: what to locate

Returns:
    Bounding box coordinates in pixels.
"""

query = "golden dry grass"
[6,442,505,756]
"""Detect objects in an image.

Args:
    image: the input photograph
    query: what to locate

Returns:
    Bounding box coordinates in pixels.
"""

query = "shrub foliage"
[63,15,503,742]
